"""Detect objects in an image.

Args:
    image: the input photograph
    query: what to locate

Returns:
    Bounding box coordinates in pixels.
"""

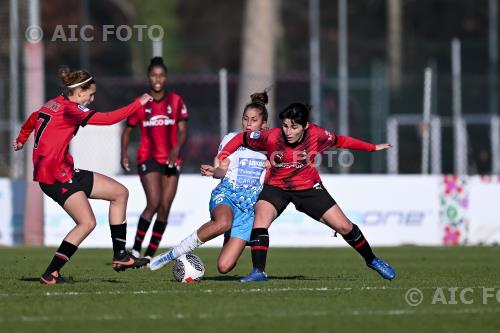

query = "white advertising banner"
[44,175,222,247]
[270,176,441,246]
[0,179,13,245]
[44,175,443,247]
[467,176,500,244]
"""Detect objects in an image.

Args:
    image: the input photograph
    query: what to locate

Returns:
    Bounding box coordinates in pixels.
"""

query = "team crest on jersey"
[167,105,172,114]
[249,131,261,139]
[145,108,152,114]
[78,105,90,112]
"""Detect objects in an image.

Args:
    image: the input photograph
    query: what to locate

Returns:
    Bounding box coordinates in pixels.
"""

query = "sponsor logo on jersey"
[239,158,266,168]
[145,108,152,114]
[181,105,188,115]
[249,131,261,139]
[143,115,176,127]
[78,105,90,112]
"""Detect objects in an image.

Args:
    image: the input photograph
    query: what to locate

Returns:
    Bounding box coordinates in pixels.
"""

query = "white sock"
[169,231,204,260]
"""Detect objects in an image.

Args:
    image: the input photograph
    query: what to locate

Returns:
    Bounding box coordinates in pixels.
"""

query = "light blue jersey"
[209,132,267,241]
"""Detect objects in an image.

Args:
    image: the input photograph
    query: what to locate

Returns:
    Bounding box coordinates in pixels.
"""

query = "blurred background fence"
[1,0,499,176]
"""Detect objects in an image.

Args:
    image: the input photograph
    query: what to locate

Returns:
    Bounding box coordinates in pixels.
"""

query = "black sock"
[45,240,78,274]
[110,223,127,257]
[133,217,151,252]
[144,219,167,257]
[249,228,269,272]
[342,224,376,264]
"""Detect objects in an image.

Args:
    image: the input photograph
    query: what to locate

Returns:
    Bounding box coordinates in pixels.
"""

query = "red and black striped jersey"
[218,124,376,191]
[17,95,142,184]
[126,92,188,165]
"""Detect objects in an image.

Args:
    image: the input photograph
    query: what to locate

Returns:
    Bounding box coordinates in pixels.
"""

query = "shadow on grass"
[203,275,242,281]
[267,275,319,281]
[18,277,40,282]
[18,276,78,284]
[101,279,126,283]
[203,275,320,281]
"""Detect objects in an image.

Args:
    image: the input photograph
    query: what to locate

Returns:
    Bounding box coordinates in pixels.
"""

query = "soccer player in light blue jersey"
[150,92,269,273]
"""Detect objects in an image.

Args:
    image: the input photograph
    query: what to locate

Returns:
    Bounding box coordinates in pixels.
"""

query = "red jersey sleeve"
[313,126,337,152]
[177,96,189,121]
[333,135,376,151]
[217,129,272,160]
[17,111,38,144]
[85,100,143,126]
[64,103,96,126]
[311,124,375,151]
[126,110,139,127]
[244,129,272,151]
[217,132,244,160]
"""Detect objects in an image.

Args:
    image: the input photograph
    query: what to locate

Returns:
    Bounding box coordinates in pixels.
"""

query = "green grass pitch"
[1,246,499,333]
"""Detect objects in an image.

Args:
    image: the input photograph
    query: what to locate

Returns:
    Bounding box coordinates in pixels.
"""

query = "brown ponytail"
[58,65,95,95]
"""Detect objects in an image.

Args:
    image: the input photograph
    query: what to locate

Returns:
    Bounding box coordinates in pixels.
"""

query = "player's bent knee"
[215,218,232,234]
[145,201,160,214]
[336,221,353,235]
[118,186,129,201]
[80,219,96,233]
[217,261,235,274]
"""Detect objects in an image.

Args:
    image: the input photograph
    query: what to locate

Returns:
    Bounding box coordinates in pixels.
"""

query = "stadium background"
[1,0,500,247]
[0,2,499,332]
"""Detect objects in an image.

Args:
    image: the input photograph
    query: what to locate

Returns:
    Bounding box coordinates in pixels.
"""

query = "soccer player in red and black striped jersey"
[13,66,152,284]
[121,57,188,260]
[217,102,396,282]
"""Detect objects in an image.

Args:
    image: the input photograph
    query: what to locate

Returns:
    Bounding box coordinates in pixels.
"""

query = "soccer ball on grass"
[172,253,205,283]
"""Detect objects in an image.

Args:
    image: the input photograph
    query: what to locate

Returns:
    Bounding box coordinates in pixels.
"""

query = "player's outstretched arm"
[334,135,381,152]
[86,93,153,126]
[217,132,245,160]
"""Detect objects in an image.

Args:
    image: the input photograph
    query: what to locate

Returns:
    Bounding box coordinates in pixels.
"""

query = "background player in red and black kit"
[12,66,152,284]
[121,57,188,259]
[218,102,396,282]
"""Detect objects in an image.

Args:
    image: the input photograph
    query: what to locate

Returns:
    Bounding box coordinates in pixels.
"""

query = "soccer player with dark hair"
[12,66,152,284]
[121,57,188,260]
[217,102,396,282]
[149,91,269,273]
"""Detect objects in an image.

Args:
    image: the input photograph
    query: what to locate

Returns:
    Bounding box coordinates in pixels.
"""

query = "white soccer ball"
[172,253,205,283]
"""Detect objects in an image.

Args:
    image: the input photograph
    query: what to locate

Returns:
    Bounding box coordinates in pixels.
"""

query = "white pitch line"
[5,307,500,323]
[1,286,499,298]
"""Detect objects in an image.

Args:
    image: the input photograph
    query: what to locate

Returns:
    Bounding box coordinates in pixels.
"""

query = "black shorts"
[258,183,337,221]
[39,169,94,207]
[137,159,180,177]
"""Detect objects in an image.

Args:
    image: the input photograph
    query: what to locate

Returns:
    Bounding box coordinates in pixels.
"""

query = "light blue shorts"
[209,187,254,242]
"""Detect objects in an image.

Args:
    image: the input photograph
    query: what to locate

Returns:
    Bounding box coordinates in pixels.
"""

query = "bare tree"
[234,0,280,130]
